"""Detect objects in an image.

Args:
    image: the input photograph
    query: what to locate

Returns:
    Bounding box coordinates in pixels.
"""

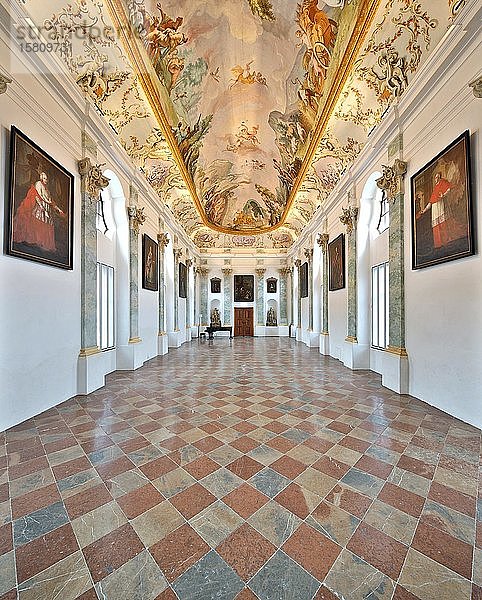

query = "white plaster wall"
[0,48,81,431]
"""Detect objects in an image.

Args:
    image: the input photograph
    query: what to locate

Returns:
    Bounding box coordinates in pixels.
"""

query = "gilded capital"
[186,258,193,269]
[376,159,407,200]
[279,266,292,277]
[469,76,482,98]
[173,248,183,262]
[157,232,169,247]
[0,74,12,94]
[294,259,302,268]
[304,248,313,262]
[339,206,359,235]
[195,266,209,276]
[78,158,110,199]
[317,233,330,254]
[255,268,266,278]
[127,206,146,234]
[221,267,233,276]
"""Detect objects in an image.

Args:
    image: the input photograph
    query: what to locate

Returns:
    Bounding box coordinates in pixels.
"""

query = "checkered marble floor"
[1,338,481,600]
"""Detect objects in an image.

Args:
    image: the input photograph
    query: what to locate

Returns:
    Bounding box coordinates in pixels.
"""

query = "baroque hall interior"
[0,0,481,599]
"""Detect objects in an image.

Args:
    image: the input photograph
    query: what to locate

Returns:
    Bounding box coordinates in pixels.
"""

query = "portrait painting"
[300,263,308,298]
[6,126,74,269]
[234,275,254,302]
[179,262,187,298]
[329,234,345,291]
[210,277,221,294]
[266,277,277,294]
[411,130,474,269]
[142,234,158,291]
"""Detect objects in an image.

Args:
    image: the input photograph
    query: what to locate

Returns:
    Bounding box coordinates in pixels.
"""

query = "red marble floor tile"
[160,436,188,452]
[392,586,420,600]
[184,456,221,479]
[327,421,352,435]
[101,422,131,434]
[235,589,259,600]
[0,591,17,600]
[263,410,284,420]
[15,523,79,583]
[8,443,45,465]
[64,483,112,520]
[96,456,135,481]
[339,436,371,453]
[140,456,178,480]
[223,484,269,519]
[80,435,114,455]
[200,423,225,434]
[76,589,99,600]
[270,456,306,479]
[282,523,341,580]
[0,523,12,555]
[52,456,91,480]
[117,483,164,519]
[154,589,179,600]
[9,456,50,481]
[375,438,405,456]
[412,521,473,579]
[428,481,476,518]
[397,455,436,479]
[312,456,351,479]
[150,523,209,582]
[355,455,393,479]
[472,584,482,600]
[274,484,315,519]
[12,483,61,519]
[314,586,339,599]
[266,437,297,453]
[193,436,224,453]
[118,436,150,454]
[438,454,479,480]
[170,483,216,519]
[476,522,482,549]
[227,456,264,480]
[230,437,260,453]
[44,436,79,455]
[324,484,372,519]
[232,422,257,434]
[217,523,276,581]
[135,421,163,434]
[82,522,144,583]
[168,421,194,434]
[347,521,408,580]
[70,422,96,435]
[263,421,289,434]
[378,482,425,518]
[391,421,418,434]
[303,438,335,454]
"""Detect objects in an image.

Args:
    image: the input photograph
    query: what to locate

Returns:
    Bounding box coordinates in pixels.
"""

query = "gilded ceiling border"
[105,0,382,236]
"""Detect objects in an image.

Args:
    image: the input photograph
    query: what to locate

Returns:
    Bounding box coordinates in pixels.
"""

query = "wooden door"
[234,308,254,337]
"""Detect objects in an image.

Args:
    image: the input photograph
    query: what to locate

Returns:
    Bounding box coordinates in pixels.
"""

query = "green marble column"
[255,268,266,326]
[197,267,209,326]
[278,267,291,326]
[376,160,408,354]
[295,259,302,329]
[304,249,314,331]
[185,258,192,329]
[317,234,329,334]
[127,196,146,343]
[172,248,182,331]
[339,206,359,342]
[157,231,169,335]
[222,268,233,326]
[78,159,109,355]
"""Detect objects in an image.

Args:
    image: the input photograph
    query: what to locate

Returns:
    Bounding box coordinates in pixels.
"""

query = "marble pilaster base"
[77,349,114,395]
[303,330,319,348]
[184,328,192,343]
[319,333,330,355]
[343,340,370,370]
[157,333,169,356]
[168,330,182,348]
[255,326,289,337]
[116,340,144,371]
[295,327,302,342]
[382,350,409,394]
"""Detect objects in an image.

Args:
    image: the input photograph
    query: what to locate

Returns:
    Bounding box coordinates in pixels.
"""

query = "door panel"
[234,308,253,337]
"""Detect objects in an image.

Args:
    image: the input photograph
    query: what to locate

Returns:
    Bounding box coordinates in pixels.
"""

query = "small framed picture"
[142,234,158,291]
[328,234,345,291]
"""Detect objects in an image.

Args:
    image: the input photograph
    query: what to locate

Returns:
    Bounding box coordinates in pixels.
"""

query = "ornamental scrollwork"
[157,232,170,247]
[0,74,12,94]
[78,158,110,200]
[127,206,146,233]
[316,233,330,254]
[339,206,359,235]
[255,268,266,278]
[376,159,407,201]
[469,76,482,98]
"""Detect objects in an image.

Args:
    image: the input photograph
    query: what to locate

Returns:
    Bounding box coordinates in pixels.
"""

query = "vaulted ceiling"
[22,0,464,251]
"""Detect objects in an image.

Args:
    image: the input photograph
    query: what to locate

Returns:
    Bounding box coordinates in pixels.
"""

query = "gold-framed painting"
[179,262,187,298]
[411,130,474,269]
[142,234,158,291]
[329,233,345,291]
[6,126,74,269]
[234,275,254,302]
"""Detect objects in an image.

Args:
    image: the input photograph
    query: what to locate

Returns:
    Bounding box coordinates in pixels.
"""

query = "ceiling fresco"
[17,0,465,251]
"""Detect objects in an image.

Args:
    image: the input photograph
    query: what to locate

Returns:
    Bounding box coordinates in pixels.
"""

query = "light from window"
[97,263,115,351]
[372,262,389,349]
[377,189,389,233]
[96,198,109,234]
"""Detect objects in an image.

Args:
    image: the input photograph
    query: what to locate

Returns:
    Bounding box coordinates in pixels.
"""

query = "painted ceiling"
[19,0,465,251]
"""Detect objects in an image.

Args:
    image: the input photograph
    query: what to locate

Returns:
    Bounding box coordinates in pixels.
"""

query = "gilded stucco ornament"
[185,258,193,269]
[279,266,292,276]
[221,267,233,276]
[304,248,314,262]
[469,76,482,98]
[376,160,407,201]
[195,266,209,277]
[127,206,146,233]
[78,158,110,200]
[0,73,12,94]
[316,233,330,254]
[173,248,183,261]
[157,232,170,247]
[255,268,266,278]
[339,206,359,234]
